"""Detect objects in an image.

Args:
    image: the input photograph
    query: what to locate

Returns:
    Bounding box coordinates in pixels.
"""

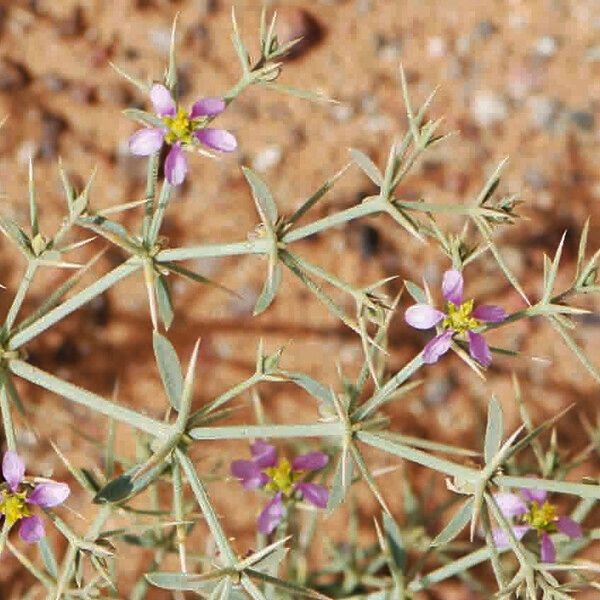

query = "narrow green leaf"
[122,108,165,129]
[383,512,406,570]
[254,260,281,315]
[155,274,174,330]
[165,13,179,93]
[327,448,354,513]
[350,149,383,186]
[404,280,426,303]
[242,167,278,227]
[431,498,474,546]
[152,331,184,411]
[484,396,503,465]
[109,62,150,93]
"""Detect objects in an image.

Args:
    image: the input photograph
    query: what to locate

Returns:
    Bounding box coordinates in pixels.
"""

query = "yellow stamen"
[443,300,480,333]
[523,501,558,532]
[0,491,32,525]
[264,458,302,497]
[163,108,194,145]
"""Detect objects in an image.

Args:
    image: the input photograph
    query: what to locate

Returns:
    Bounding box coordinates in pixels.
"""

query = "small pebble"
[41,72,68,92]
[569,110,595,131]
[424,376,453,406]
[148,27,172,54]
[470,91,508,127]
[252,145,282,172]
[527,95,562,130]
[534,35,558,58]
[273,7,323,60]
[427,36,446,59]
[474,20,497,39]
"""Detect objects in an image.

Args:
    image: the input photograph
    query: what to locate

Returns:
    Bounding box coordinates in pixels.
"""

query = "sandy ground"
[1,0,600,597]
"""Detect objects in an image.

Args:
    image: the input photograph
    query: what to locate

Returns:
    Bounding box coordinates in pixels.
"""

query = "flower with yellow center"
[264,458,302,497]
[523,501,558,533]
[405,269,507,366]
[128,84,238,186]
[442,300,481,334]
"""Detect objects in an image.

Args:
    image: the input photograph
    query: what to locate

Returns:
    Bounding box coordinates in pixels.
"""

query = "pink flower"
[0,451,70,543]
[492,484,582,563]
[128,84,237,186]
[231,441,329,535]
[405,269,506,366]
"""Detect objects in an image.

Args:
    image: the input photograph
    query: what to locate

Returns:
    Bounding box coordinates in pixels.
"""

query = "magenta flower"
[0,451,70,543]
[129,84,237,186]
[405,269,506,366]
[493,486,582,562]
[231,441,329,535]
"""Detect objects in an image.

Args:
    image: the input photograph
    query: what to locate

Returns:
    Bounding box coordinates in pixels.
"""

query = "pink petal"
[19,515,45,543]
[540,532,556,563]
[442,269,464,305]
[190,97,226,118]
[295,482,328,508]
[257,493,284,535]
[495,493,527,518]
[230,460,268,490]
[3,451,25,492]
[405,304,445,330]
[556,516,582,539]
[292,452,329,472]
[520,484,547,505]
[194,128,237,153]
[251,441,277,469]
[472,304,507,323]
[492,525,530,549]
[422,330,453,364]
[129,128,165,156]
[150,84,176,117]
[467,331,492,367]
[28,482,70,508]
[164,143,187,186]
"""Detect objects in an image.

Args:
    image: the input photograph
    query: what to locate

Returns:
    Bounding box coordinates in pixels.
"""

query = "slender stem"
[496,474,600,499]
[142,153,160,240]
[357,430,478,480]
[353,353,424,421]
[0,385,16,451]
[147,180,173,246]
[282,199,383,244]
[176,449,237,565]
[156,239,270,263]
[172,458,187,573]
[4,261,37,332]
[7,540,55,590]
[9,359,170,437]
[189,422,343,441]
[54,505,112,599]
[9,259,141,350]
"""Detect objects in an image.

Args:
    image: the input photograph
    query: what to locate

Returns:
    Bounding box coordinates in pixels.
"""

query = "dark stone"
[56,6,86,38]
[39,111,68,159]
[359,224,380,258]
[273,7,323,61]
[0,59,31,92]
[570,111,595,131]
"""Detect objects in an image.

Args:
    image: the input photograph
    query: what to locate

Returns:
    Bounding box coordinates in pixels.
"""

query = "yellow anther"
[264,458,301,496]
[0,492,32,525]
[524,501,558,532]
[443,300,480,333]
[163,108,194,145]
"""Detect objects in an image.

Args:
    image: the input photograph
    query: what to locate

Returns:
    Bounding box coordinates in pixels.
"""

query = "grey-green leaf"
[431,498,474,546]
[242,167,278,226]
[153,331,184,411]
[484,395,503,464]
